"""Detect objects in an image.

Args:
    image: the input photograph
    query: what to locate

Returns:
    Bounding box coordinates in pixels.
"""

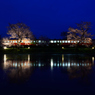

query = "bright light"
[92,47,94,49]
[62,41,64,43]
[62,47,64,49]
[39,40,41,43]
[38,63,41,66]
[92,57,94,64]
[65,41,67,43]
[4,54,7,62]
[63,63,64,66]
[68,41,70,43]
[4,46,7,49]
[51,58,53,70]
[51,40,53,43]
[77,41,79,43]
[68,63,70,67]
[28,47,30,49]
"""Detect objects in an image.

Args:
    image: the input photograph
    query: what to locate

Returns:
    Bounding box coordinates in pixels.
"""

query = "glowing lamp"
[92,47,94,49]
[4,46,7,49]
[28,47,30,49]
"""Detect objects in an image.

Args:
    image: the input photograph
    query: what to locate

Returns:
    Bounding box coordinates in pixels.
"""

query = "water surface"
[0,54,95,95]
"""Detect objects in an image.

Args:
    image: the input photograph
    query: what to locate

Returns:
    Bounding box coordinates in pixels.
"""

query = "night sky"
[0,0,95,39]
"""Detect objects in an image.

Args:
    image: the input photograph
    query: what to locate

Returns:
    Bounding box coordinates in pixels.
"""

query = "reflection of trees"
[60,55,93,85]
[61,64,93,85]
[3,54,36,84]
[3,54,94,85]
[7,67,35,84]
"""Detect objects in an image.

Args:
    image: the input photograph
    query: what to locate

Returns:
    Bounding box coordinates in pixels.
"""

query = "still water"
[0,54,95,95]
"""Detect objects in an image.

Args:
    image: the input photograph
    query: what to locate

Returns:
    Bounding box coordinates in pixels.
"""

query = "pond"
[0,54,95,95]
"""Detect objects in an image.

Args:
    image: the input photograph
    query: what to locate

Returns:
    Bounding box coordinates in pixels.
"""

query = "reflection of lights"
[62,54,64,62]
[68,63,70,67]
[4,54,7,62]
[34,64,35,66]
[92,57,94,64]
[21,63,23,66]
[74,63,76,66]
[77,64,79,66]
[63,63,64,66]
[28,55,30,62]
[38,64,41,66]
[54,63,56,66]
[15,63,17,67]
[24,63,26,66]
[18,64,20,67]
[71,63,73,66]
[13,63,15,66]
[57,64,59,66]
[65,63,67,66]
[51,58,53,70]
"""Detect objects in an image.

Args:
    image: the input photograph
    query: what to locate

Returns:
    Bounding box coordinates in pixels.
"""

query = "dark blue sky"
[0,0,95,39]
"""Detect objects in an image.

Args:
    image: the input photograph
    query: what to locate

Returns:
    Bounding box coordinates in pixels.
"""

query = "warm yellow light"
[62,54,64,62]
[28,47,30,49]
[4,54,7,62]
[62,47,64,49]
[28,54,30,62]
[92,57,94,64]
[4,46,7,49]
[92,47,94,49]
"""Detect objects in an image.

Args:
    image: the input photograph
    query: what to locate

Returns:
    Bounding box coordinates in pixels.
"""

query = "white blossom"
[7,23,34,45]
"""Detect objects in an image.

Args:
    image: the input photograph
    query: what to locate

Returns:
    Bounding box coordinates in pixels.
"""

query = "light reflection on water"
[3,54,94,69]
[0,54,95,94]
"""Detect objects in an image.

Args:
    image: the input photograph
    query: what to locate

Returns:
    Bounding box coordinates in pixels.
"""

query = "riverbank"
[0,47,95,55]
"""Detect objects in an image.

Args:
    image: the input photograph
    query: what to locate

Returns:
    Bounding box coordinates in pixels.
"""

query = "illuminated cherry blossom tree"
[67,22,93,47]
[7,23,34,45]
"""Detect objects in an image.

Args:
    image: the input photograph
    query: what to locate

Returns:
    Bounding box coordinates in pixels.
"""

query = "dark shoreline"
[0,47,95,56]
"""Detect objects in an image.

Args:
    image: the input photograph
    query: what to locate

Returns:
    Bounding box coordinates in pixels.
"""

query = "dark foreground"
[0,54,95,95]
[0,47,95,55]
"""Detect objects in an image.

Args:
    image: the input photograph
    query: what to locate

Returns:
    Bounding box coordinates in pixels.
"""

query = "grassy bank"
[0,46,95,55]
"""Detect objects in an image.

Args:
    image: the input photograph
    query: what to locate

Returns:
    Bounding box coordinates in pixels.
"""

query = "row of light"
[50,40,90,43]
[4,62,91,67]
[4,40,90,44]
[4,40,45,43]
